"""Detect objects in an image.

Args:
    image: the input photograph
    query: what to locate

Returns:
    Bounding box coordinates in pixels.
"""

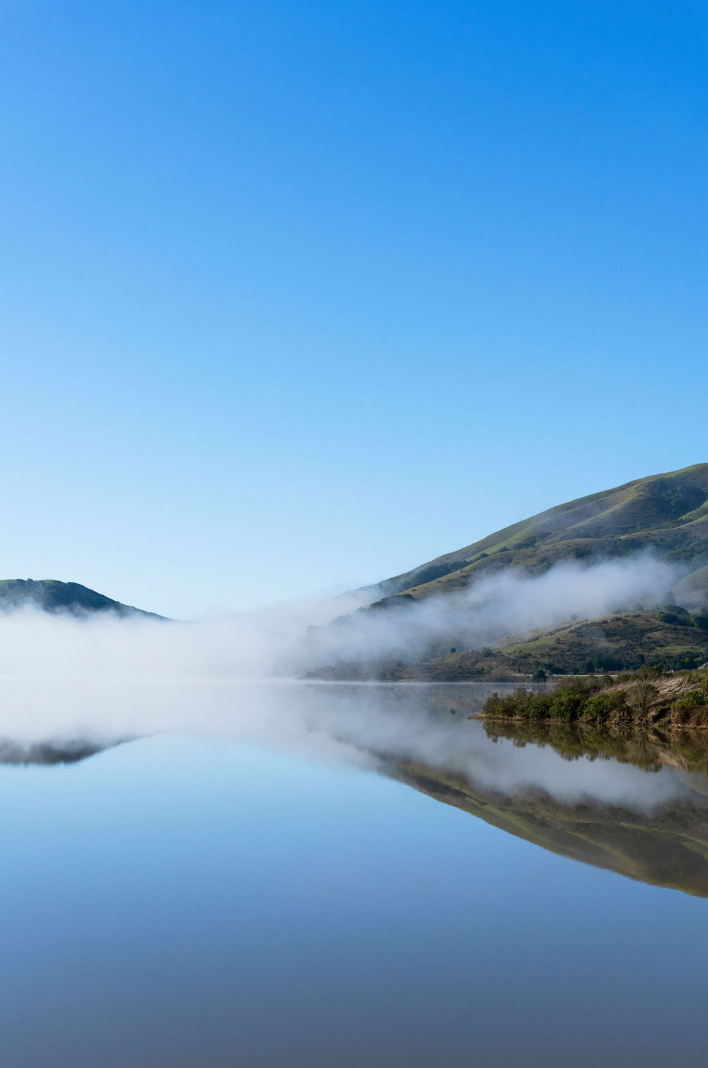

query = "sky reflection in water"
[0,683,707,1068]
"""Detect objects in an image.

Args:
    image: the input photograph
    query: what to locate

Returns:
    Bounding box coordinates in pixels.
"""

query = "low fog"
[302,552,682,666]
[0,552,697,809]
[0,553,681,697]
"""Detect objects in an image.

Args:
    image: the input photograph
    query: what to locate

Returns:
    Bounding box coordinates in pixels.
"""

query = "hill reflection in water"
[298,683,708,896]
[7,680,708,896]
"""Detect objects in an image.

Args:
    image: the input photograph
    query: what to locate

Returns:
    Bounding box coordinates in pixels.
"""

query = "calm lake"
[1,682,707,1067]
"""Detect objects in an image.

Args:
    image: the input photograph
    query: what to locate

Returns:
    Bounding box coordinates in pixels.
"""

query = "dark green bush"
[595,653,624,671]
[671,687,708,725]
[632,665,664,681]
[485,688,554,719]
[485,690,528,717]
[672,689,706,714]
[658,610,692,626]
[583,691,628,723]
[548,689,586,720]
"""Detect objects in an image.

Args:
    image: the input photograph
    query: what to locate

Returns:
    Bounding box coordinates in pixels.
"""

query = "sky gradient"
[2,1,707,617]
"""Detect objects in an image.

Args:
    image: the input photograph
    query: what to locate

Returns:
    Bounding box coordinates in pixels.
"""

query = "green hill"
[306,465,708,680]
[375,463,708,608]
[305,607,708,680]
[421,608,708,678]
[0,579,165,619]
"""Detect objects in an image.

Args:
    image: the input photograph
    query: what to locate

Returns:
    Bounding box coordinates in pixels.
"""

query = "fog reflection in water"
[0,684,708,1068]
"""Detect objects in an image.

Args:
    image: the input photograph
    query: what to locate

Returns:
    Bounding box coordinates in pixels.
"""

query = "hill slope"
[376,463,708,607]
[304,465,708,680]
[308,608,708,680]
[421,608,708,678]
[0,579,165,619]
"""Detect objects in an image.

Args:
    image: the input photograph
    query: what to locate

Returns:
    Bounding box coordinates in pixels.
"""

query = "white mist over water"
[0,551,692,812]
[0,673,692,811]
[0,552,680,687]
[0,553,681,744]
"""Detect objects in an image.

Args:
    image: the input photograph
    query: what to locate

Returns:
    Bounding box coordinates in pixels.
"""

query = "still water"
[0,683,707,1067]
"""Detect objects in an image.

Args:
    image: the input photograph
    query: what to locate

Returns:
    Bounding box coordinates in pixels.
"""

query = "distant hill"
[0,579,165,619]
[375,463,708,608]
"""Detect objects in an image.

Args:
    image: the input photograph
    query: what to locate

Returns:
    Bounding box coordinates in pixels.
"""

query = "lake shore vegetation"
[482,667,708,728]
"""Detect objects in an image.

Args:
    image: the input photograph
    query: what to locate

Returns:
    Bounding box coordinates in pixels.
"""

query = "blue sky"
[1,0,707,617]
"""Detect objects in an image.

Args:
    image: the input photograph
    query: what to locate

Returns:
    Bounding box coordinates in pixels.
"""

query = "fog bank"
[0,552,689,809]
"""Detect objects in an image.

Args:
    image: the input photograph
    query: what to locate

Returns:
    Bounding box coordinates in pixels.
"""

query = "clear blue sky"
[1,0,707,617]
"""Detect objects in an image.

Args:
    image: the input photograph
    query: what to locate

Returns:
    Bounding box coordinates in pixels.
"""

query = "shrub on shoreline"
[483,668,708,726]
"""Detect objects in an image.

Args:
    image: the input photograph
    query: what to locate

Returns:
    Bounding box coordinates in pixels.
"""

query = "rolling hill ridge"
[0,579,165,619]
[306,465,708,679]
[375,463,708,608]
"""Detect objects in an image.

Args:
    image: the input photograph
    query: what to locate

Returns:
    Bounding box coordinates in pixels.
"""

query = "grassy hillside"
[422,607,708,678]
[305,608,708,681]
[376,463,708,607]
[302,464,708,682]
[0,579,165,619]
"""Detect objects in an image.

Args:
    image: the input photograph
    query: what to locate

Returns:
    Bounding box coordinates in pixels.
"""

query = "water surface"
[0,683,707,1067]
